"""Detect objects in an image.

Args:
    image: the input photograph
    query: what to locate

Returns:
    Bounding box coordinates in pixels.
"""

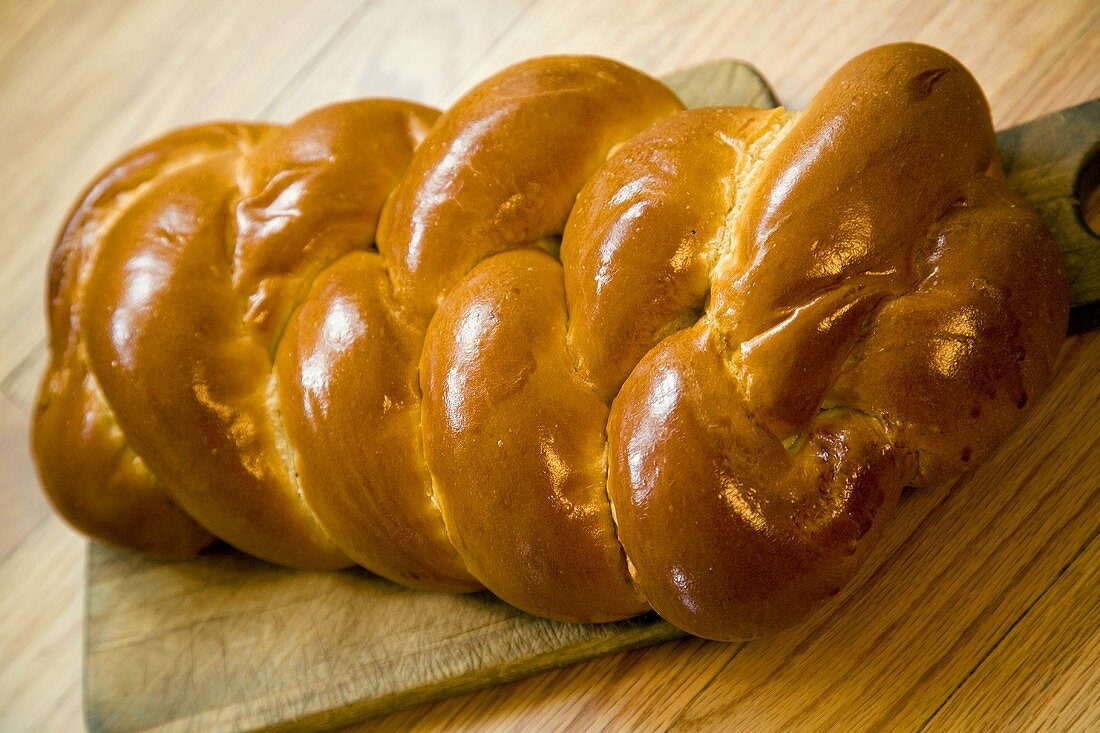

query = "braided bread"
[32,43,1068,640]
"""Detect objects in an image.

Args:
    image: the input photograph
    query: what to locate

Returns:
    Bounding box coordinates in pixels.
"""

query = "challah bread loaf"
[32,43,1068,640]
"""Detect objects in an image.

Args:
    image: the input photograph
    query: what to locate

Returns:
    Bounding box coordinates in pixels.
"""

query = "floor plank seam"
[434,0,543,106]
[0,335,44,412]
[658,642,746,731]
[914,522,1100,732]
[1000,5,1100,124]
[257,0,377,119]
[0,511,55,570]
[0,0,62,69]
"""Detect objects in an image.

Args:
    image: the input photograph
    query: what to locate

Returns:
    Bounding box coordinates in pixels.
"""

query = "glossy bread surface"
[33,44,1068,639]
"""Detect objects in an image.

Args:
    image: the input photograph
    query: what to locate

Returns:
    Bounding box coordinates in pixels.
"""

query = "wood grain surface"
[1,1,1098,731]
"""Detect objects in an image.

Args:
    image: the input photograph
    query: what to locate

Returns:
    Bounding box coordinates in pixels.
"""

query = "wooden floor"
[1,0,1097,730]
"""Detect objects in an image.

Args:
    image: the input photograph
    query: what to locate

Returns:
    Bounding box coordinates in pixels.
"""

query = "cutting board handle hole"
[1076,146,1100,237]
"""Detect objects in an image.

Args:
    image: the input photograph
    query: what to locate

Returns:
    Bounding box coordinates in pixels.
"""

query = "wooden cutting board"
[28,60,1100,732]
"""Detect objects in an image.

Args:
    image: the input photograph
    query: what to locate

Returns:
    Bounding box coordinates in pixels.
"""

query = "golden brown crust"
[604,43,1067,638]
[377,56,684,323]
[32,44,1069,638]
[32,124,261,559]
[423,248,646,621]
[81,154,350,568]
[562,106,788,399]
[608,324,910,638]
[276,252,478,590]
[32,357,216,559]
[234,101,438,351]
[832,177,1069,486]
